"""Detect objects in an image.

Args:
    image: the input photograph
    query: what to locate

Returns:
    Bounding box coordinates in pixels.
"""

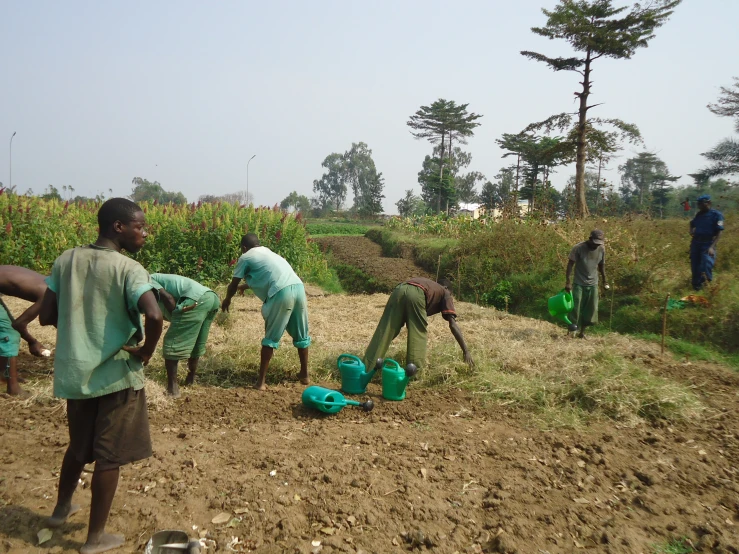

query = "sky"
[1,0,738,213]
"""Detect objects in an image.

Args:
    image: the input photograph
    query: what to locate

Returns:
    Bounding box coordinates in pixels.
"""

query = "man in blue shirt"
[689,194,724,290]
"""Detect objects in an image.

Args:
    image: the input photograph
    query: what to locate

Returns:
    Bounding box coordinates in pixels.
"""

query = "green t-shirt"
[232,246,302,302]
[150,273,211,321]
[46,245,157,399]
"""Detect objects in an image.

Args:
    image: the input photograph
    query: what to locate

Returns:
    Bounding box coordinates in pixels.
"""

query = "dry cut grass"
[3,290,705,428]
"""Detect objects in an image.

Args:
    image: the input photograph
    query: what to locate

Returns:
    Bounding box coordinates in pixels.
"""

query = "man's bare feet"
[47,503,81,528]
[166,384,181,398]
[7,386,31,398]
[255,382,267,391]
[184,372,196,386]
[80,533,125,554]
[298,374,309,385]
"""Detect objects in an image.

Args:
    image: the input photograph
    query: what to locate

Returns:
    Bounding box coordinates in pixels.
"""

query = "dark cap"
[697,194,711,203]
[589,229,605,245]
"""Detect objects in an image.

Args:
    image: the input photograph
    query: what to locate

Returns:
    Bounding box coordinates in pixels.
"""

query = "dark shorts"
[67,387,152,470]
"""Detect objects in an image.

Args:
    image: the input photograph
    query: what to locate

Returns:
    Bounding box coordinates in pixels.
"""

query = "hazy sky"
[2,1,737,212]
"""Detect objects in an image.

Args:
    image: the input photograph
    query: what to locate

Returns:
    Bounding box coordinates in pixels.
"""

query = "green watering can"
[381,359,418,401]
[338,354,381,394]
[302,386,374,414]
[548,289,577,328]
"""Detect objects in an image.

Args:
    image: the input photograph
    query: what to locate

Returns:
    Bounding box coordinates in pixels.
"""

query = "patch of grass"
[307,223,370,236]
[651,537,694,554]
[309,267,344,294]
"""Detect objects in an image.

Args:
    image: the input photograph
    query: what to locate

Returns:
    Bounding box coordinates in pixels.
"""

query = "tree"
[41,185,62,201]
[417,154,456,213]
[455,171,485,206]
[396,189,426,217]
[408,99,482,212]
[521,0,681,218]
[619,152,677,214]
[280,191,311,213]
[344,142,385,217]
[479,168,515,214]
[694,77,739,180]
[312,153,348,212]
[131,177,187,204]
[199,190,254,205]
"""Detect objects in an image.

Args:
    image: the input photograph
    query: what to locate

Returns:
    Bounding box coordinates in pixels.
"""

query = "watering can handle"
[309,396,361,407]
[383,359,401,370]
[337,354,363,365]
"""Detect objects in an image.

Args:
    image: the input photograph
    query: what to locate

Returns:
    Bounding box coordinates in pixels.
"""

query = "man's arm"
[709,230,722,256]
[565,260,575,292]
[448,317,474,367]
[598,261,608,288]
[159,288,177,313]
[221,277,242,312]
[121,290,163,366]
[11,298,48,356]
[38,289,58,327]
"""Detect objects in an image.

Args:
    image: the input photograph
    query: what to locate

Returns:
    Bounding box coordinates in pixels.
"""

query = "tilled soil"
[315,236,433,291]
[2,357,739,553]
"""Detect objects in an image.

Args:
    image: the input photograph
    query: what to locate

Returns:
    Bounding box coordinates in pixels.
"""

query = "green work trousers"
[571,284,598,328]
[162,291,220,360]
[363,284,428,370]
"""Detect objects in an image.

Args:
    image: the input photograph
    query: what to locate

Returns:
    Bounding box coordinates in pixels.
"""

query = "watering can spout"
[361,358,383,388]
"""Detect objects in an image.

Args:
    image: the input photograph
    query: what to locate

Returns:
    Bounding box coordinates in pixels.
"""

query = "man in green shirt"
[221,233,310,391]
[565,229,609,339]
[39,198,163,554]
[150,273,220,397]
[0,265,51,396]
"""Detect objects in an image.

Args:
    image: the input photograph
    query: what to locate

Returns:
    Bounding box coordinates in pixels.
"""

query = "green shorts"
[162,291,220,360]
[0,300,21,358]
[571,284,599,327]
[261,284,311,349]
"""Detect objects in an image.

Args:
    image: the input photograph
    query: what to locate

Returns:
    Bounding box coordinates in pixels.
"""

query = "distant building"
[462,199,529,219]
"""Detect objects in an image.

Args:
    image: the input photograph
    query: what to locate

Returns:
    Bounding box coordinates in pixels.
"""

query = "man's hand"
[122,345,154,366]
[463,351,474,367]
[564,283,572,293]
[28,341,48,357]
[221,298,231,313]
[708,247,716,257]
[603,283,610,290]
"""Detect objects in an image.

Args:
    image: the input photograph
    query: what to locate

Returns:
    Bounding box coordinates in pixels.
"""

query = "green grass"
[306,222,371,236]
[651,538,694,554]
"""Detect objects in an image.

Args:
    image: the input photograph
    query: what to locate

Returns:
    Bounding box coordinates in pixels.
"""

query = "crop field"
[2,288,739,553]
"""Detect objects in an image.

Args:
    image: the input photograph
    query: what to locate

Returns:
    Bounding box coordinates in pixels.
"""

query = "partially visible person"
[689,194,724,291]
[565,230,609,339]
[681,197,691,217]
[221,233,310,391]
[0,265,50,396]
[362,277,474,372]
[39,198,163,554]
[150,273,220,397]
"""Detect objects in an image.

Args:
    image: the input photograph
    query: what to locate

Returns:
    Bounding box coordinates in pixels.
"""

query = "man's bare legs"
[256,346,309,390]
[164,359,180,398]
[48,448,83,527]
[298,347,309,385]
[80,467,123,554]
[256,346,273,391]
[1,356,25,396]
[184,357,199,386]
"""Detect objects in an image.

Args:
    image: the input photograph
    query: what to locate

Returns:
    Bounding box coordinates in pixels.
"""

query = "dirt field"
[315,236,434,290]
[1,292,739,554]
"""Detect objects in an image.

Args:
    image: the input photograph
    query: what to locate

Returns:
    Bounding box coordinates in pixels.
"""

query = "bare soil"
[1,293,739,554]
[315,236,433,291]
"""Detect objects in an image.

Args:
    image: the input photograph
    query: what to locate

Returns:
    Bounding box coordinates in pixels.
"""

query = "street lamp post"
[9,131,16,191]
[247,154,256,206]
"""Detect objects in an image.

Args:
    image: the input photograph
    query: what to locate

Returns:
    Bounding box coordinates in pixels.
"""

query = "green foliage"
[306,222,369,236]
[131,177,187,205]
[481,280,513,310]
[651,537,694,554]
[0,194,332,288]
[280,191,311,214]
[396,189,427,218]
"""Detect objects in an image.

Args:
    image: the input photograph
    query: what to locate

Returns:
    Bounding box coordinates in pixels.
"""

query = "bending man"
[363,277,473,371]
[221,233,310,391]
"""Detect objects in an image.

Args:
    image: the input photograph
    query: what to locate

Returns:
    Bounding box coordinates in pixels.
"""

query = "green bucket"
[548,290,574,326]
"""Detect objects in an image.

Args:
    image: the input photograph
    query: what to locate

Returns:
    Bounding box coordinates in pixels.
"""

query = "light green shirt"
[46,245,157,399]
[150,273,211,321]
[233,246,302,302]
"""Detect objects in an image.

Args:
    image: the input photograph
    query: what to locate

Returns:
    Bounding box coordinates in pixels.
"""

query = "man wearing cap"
[565,230,608,338]
[689,195,724,290]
